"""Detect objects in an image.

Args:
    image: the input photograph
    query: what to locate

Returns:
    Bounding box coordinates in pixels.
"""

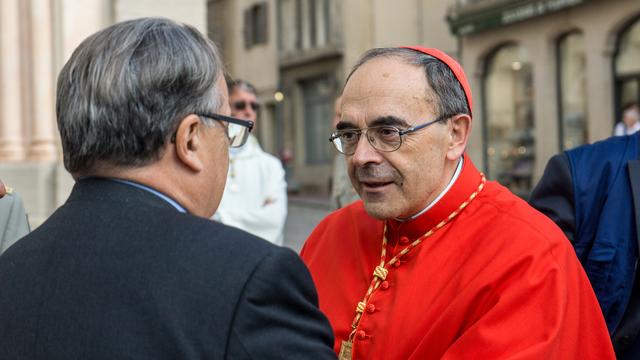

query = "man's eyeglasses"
[232,100,260,112]
[170,113,254,147]
[197,113,254,147]
[329,115,451,155]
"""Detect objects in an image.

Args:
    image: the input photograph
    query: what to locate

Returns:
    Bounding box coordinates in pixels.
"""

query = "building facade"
[218,0,639,198]
[448,0,640,197]
[211,0,458,193]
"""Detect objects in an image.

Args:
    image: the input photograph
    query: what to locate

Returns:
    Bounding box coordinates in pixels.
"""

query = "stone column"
[28,0,58,161]
[584,25,615,142]
[0,0,26,161]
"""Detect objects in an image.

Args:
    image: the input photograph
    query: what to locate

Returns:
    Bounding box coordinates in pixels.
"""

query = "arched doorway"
[483,44,535,198]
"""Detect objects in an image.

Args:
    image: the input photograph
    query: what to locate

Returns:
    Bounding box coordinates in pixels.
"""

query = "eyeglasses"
[232,100,260,112]
[329,115,451,155]
[197,112,254,147]
[170,113,254,147]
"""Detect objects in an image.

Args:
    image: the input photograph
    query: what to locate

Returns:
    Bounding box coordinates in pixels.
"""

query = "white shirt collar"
[395,156,464,222]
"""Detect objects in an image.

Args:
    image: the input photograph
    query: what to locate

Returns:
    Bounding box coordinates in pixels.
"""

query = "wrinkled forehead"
[341,57,437,126]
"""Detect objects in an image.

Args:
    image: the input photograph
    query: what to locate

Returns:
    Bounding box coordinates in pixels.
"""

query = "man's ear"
[174,114,204,172]
[446,114,471,161]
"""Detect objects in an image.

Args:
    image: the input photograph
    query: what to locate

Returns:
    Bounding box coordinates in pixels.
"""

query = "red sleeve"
[441,237,614,360]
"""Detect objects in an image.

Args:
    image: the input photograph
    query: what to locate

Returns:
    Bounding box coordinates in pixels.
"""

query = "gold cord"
[347,174,486,342]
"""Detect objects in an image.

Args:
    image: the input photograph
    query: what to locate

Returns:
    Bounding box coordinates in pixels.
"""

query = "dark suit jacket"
[0,178,336,360]
[530,137,640,358]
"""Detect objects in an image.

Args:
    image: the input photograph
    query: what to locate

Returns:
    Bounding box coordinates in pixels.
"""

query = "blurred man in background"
[615,102,640,136]
[214,79,288,245]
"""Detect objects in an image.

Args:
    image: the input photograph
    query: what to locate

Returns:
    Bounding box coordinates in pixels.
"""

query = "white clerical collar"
[395,156,464,222]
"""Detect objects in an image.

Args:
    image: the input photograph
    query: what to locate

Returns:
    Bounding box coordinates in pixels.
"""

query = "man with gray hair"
[301,46,613,359]
[0,18,335,359]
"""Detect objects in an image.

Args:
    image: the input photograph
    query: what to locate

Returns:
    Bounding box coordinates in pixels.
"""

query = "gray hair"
[56,17,224,174]
[226,77,258,96]
[346,47,470,119]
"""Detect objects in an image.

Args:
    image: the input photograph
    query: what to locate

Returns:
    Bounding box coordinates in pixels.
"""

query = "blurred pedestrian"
[0,180,30,254]
[330,96,359,210]
[0,17,335,360]
[614,102,640,136]
[530,131,640,359]
[214,79,288,245]
[301,46,613,359]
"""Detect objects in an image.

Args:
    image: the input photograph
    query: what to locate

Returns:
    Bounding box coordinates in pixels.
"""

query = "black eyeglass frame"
[170,113,254,148]
[197,112,254,132]
[329,114,453,155]
[197,112,254,148]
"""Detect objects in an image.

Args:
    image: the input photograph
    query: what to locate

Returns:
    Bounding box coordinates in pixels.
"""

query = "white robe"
[214,135,287,245]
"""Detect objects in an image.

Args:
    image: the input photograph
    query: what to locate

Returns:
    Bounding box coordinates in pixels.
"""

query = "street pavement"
[282,195,332,253]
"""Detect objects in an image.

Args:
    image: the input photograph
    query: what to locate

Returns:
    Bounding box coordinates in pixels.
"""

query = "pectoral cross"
[338,340,353,360]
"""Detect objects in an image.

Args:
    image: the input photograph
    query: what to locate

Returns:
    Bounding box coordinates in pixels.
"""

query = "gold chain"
[346,174,486,342]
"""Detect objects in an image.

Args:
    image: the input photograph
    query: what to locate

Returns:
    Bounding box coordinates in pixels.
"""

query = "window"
[309,0,330,48]
[483,44,535,198]
[279,0,297,51]
[278,0,331,53]
[615,16,640,121]
[301,76,333,164]
[557,31,587,150]
[207,0,226,52]
[244,2,268,48]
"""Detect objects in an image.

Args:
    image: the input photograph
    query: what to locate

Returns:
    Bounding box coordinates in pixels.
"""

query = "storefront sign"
[448,0,594,36]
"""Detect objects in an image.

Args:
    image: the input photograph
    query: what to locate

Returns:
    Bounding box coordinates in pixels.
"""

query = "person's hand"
[263,197,275,206]
[0,179,6,199]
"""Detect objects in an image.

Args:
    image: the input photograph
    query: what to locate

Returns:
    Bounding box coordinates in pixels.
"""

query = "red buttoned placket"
[337,175,486,360]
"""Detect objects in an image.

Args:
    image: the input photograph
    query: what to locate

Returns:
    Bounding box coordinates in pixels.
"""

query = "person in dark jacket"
[530,132,640,359]
[0,17,335,360]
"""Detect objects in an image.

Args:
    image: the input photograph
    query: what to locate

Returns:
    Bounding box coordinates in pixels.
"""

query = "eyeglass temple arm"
[216,114,255,131]
[399,115,452,136]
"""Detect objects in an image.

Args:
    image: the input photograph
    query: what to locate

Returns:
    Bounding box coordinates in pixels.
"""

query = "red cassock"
[301,155,615,359]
